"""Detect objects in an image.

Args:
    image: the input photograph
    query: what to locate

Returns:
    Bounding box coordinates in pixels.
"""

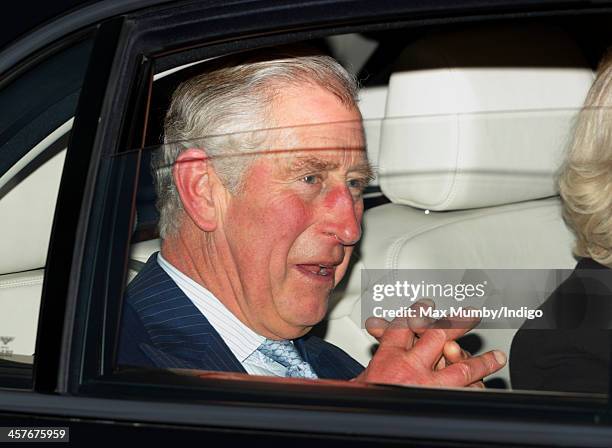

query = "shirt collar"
[156,252,265,362]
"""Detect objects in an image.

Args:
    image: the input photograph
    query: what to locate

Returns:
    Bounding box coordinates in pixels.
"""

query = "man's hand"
[355,303,505,388]
[365,300,472,369]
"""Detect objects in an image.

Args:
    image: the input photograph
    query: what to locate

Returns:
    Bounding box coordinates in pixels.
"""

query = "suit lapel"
[295,335,364,380]
[295,337,338,379]
[126,254,246,373]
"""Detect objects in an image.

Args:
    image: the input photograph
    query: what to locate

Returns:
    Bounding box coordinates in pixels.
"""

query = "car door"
[2,1,612,446]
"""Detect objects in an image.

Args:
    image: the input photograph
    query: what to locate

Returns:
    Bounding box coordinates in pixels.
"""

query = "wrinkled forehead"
[164,120,370,177]
[279,119,365,146]
[261,120,368,167]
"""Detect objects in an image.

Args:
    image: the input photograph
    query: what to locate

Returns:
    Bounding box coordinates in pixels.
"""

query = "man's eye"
[302,175,320,185]
[348,178,367,191]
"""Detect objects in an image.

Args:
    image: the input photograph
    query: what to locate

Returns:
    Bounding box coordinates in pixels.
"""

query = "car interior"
[1,18,609,392]
[322,23,592,388]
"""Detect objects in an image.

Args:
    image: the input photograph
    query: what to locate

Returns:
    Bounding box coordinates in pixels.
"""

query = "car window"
[108,21,612,401]
[0,37,93,388]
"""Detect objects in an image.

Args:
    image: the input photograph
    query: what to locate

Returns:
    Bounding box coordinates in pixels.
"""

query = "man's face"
[218,84,370,339]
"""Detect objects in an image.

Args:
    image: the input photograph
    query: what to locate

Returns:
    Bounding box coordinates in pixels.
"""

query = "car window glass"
[111,25,610,404]
[0,37,93,388]
[120,108,608,395]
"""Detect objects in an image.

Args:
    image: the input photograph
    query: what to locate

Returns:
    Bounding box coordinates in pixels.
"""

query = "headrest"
[359,86,387,184]
[378,25,594,210]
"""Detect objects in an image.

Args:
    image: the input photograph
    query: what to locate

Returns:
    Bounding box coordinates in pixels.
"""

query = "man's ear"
[173,148,219,232]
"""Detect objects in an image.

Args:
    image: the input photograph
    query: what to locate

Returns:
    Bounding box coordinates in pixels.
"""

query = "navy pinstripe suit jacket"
[117,253,365,380]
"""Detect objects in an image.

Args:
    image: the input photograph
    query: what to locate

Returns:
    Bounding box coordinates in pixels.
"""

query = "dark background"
[0,0,97,53]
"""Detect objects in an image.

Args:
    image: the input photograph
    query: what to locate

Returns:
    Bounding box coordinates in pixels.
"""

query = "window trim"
[2,385,612,447]
[34,19,125,394]
[0,31,96,391]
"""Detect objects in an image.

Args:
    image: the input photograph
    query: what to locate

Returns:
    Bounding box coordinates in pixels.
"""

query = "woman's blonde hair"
[559,50,612,267]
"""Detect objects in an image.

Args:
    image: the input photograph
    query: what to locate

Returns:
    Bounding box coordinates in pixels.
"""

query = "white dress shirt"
[156,253,288,377]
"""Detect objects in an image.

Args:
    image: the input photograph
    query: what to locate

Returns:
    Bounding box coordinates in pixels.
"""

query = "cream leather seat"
[359,85,387,186]
[325,25,594,387]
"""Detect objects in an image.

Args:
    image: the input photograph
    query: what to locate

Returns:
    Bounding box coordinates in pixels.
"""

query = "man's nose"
[322,185,362,246]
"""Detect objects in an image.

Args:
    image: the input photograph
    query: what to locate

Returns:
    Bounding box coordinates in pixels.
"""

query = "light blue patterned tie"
[257,339,318,379]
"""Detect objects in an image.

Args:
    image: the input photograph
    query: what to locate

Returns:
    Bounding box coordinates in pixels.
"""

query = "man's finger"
[411,328,449,368]
[378,316,416,349]
[443,341,469,364]
[434,350,506,387]
[365,300,436,346]
[365,317,390,341]
[413,311,480,342]
[434,355,447,371]
[411,314,480,368]
[406,299,437,332]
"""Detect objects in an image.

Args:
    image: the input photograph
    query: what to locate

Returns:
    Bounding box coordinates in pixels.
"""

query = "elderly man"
[118,47,506,385]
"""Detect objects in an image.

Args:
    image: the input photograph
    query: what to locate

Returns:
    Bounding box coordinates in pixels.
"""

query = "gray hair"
[153,47,359,239]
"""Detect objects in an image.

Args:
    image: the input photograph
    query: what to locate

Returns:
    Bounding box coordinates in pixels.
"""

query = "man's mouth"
[295,263,337,280]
